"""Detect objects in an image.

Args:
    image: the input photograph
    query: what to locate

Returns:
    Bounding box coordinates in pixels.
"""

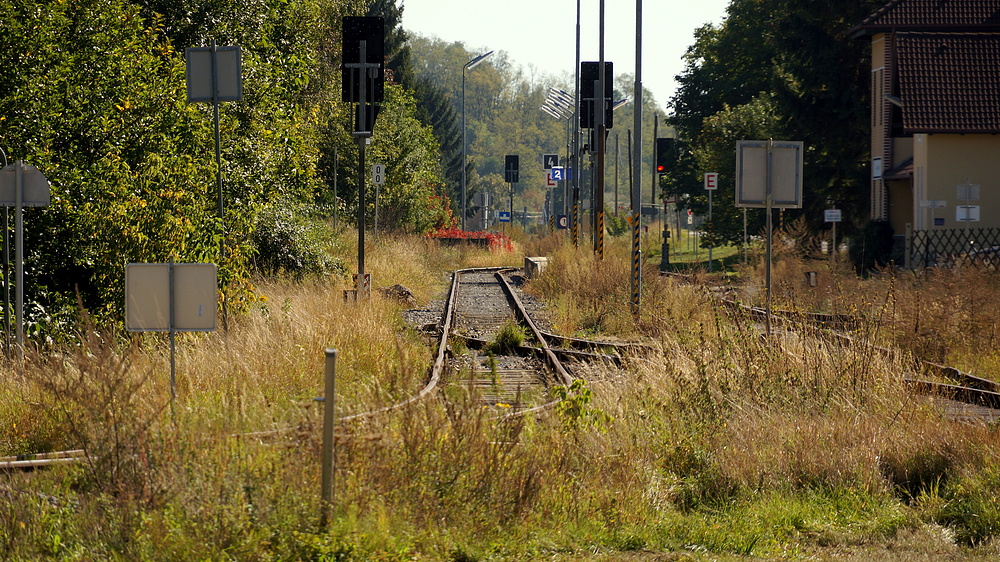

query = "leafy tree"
[0,0,450,337]
[366,84,449,233]
[0,0,222,327]
[413,76,464,209]
[367,0,414,89]
[688,95,783,246]
[669,0,883,244]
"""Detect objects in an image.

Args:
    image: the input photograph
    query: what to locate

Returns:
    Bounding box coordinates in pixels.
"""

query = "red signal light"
[655,137,673,175]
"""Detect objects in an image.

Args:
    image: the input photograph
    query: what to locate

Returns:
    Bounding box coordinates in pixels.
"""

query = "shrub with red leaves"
[426,228,513,252]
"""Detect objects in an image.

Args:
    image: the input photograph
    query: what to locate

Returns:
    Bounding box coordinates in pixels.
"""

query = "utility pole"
[595,0,607,260]
[631,0,643,318]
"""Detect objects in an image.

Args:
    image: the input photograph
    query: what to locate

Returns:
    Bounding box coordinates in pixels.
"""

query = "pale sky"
[401,0,732,111]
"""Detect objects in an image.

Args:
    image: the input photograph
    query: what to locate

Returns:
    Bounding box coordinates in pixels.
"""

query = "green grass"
[2,232,1000,559]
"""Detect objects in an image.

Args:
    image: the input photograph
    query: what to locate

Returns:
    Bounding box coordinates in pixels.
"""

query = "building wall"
[888,180,912,234]
[916,134,1000,229]
[870,34,891,221]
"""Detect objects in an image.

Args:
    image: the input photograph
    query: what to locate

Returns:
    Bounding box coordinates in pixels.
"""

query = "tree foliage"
[407,34,667,222]
[668,0,884,244]
[0,0,451,334]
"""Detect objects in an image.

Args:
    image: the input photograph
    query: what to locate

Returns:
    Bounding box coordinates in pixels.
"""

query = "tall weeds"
[1,235,1000,558]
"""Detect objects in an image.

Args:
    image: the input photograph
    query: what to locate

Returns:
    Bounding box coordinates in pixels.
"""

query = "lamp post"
[462,50,494,231]
[542,88,574,226]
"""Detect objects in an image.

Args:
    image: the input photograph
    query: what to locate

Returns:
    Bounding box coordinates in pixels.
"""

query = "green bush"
[252,200,346,279]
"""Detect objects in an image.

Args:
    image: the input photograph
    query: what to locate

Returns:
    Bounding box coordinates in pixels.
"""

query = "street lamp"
[462,49,494,231]
[541,88,574,222]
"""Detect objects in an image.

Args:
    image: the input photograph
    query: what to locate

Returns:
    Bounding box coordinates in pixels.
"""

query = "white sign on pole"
[957,205,981,222]
[824,209,842,222]
[0,163,50,206]
[185,46,243,102]
[735,140,804,208]
[0,161,52,352]
[920,200,947,209]
[126,263,218,332]
[957,183,981,201]
[704,172,718,191]
[546,172,557,187]
[372,163,386,185]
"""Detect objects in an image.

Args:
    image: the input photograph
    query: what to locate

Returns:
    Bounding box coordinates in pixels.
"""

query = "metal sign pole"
[2,204,7,359]
[14,161,23,354]
[573,0,581,245]
[209,41,229,333]
[509,182,513,232]
[333,146,338,230]
[0,147,6,359]
[708,188,713,272]
[356,40,368,281]
[832,221,837,264]
[169,258,176,402]
[320,348,337,528]
[595,0,606,260]
[765,140,774,336]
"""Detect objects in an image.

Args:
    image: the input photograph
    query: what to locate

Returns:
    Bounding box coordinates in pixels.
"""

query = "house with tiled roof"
[851,0,1000,263]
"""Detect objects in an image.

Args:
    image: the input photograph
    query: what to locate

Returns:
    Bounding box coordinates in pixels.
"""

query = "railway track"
[344,266,634,421]
[665,271,1000,421]
[447,268,574,410]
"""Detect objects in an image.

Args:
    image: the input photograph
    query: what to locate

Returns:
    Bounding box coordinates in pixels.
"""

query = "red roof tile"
[896,33,1000,132]
[852,0,1000,35]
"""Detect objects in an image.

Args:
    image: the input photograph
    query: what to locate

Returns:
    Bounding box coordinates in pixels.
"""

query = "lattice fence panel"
[910,228,1000,269]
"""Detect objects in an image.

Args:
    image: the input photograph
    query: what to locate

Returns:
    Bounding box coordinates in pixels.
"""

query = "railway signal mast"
[342,17,385,298]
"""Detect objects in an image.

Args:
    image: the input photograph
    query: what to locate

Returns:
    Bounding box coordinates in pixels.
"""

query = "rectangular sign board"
[185,46,243,102]
[735,140,803,208]
[957,205,981,222]
[957,183,981,201]
[704,172,718,191]
[126,263,217,332]
[824,209,842,222]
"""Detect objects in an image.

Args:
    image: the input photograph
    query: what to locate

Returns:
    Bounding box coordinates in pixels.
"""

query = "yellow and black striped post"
[596,209,605,260]
[572,200,580,247]
[630,210,641,318]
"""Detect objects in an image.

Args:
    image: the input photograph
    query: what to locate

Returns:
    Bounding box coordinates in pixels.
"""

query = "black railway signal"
[341,17,384,104]
[656,137,674,174]
[505,155,519,183]
[580,61,614,129]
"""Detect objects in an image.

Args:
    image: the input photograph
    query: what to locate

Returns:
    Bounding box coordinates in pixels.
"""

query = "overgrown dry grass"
[0,232,999,559]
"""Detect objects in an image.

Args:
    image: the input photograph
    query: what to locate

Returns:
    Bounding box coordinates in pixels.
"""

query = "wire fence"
[908,227,1000,269]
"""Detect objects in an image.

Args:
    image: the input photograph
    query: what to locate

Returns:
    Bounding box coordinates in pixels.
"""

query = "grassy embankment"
[0,228,999,560]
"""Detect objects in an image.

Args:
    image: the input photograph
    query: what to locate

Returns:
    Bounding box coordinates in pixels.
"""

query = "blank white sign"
[126,263,217,332]
[735,140,803,208]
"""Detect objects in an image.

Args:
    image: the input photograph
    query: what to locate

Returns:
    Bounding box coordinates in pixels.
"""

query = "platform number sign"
[372,163,385,185]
